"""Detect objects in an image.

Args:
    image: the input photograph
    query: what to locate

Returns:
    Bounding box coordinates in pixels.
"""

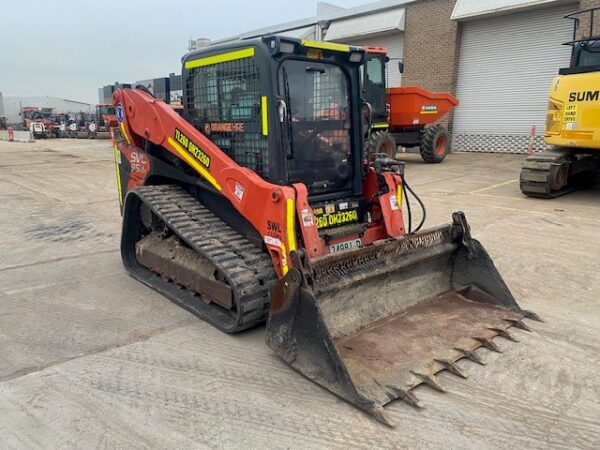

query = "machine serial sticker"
[234,182,244,201]
[316,209,359,229]
[264,235,282,247]
[301,209,314,227]
[389,195,399,211]
[174,128,211,168]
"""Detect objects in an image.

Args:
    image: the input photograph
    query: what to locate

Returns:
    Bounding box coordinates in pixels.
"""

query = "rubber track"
[134,185,277,331]
[519,152,574,199]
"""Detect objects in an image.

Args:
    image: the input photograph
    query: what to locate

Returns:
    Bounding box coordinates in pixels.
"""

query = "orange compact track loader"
[112,36,540,426]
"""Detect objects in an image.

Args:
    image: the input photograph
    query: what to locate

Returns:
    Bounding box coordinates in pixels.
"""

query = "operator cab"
[560,7,600,75]
[182,37,365,196]
[362,48,388,125]
[183,36,368,232]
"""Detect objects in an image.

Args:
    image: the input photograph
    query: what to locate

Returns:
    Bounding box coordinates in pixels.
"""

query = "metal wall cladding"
[452,5,573,139]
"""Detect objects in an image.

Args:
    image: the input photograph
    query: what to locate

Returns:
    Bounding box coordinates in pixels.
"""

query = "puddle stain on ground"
[25,214,95,242]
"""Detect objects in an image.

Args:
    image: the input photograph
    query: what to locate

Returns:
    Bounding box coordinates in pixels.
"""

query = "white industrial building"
[0,95,93,126]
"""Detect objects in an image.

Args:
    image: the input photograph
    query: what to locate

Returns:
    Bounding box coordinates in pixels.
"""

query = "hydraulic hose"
[402,175,426,234]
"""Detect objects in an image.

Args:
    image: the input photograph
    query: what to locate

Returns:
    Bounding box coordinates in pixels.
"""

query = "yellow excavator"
[520,7,600,198]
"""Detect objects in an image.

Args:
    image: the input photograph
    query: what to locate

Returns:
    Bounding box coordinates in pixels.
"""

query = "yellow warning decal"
[301,39,350,53]
[563,104,577,123]
[372,122,389,129]
[261,96,268,136]
[113,144,123,206]
[185,47,255,69]
[286,198,297,252]
[167,136,221,191]
[174,128,211,168]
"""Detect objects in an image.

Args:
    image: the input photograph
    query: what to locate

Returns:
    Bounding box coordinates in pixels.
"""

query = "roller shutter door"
[452,6,573,153]
[332,33,404,86]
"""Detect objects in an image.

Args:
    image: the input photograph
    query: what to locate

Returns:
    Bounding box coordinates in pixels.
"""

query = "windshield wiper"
[281,67,294,159]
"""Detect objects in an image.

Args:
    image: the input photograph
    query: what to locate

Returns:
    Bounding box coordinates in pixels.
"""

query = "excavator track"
[121,185,277,333]
[520,148,600,198]
[519,149,573,198]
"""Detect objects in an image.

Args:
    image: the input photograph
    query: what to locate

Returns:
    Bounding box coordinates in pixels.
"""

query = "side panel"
[545,72,600,150]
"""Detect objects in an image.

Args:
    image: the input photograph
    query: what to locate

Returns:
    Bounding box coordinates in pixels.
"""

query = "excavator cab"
[113,36,539,426]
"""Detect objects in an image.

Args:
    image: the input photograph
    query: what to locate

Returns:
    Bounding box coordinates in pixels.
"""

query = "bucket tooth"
[454,347,486,365]
[411,371,446,392]
[523,310,544,323]
[388,385,422,408]
[369,405,396,427]
[505,318,532,332]
[435,359,468,379]
[489,327,518,342]
[474,336,503,353]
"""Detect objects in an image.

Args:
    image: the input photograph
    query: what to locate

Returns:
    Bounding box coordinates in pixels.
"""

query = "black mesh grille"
[187,54,269,179]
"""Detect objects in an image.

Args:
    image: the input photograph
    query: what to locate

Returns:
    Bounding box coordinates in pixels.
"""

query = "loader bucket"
[266,212,540,426]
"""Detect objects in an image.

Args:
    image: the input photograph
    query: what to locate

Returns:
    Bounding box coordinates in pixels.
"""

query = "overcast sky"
[0,0,370,104]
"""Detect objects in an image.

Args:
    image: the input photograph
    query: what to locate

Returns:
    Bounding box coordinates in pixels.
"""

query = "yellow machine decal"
[372,122,389,129]
[315,209,359,229]
[113,144,123,206]
[300,39,350,53]
[563,104,577,123]
[167,136,221,191]
[184,47,255,69]
[286,198,297,253]
[396,184,403,209]
[119,123,131,145]
[174,128,211,168]
[261,96,269,136]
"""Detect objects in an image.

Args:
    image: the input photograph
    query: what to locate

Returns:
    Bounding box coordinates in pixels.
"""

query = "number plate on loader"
[329,238,362,254]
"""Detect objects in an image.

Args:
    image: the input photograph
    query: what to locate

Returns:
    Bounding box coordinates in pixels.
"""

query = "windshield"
[576,41,600,67]
[363,54,386,116]
[280,59,353,195]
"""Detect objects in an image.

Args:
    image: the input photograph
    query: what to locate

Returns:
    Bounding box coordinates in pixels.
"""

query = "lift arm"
[113,88,297,276]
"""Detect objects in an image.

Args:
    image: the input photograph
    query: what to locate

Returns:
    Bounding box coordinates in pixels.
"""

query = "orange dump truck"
[363,47,459,163]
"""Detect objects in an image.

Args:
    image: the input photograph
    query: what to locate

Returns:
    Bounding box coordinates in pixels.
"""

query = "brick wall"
[401,0,459,128]
[576,0,600,38]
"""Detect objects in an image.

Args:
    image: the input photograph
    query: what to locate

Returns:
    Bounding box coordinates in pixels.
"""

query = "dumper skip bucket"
[266,212,540,426]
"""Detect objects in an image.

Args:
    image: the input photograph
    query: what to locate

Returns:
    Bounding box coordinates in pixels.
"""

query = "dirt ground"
[0,138,599,449]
